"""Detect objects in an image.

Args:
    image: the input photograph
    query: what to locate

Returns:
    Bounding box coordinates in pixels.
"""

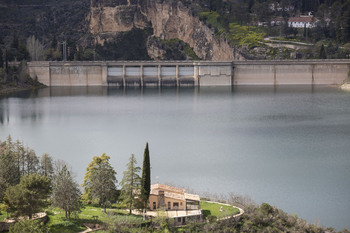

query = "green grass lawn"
[2,202,239,232]
[200,201,240,219]
[47,205,143,233]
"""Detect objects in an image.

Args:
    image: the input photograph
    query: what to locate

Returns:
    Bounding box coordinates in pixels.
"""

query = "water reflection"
[48,86,108,97]
[0,85,339,100]
[34,86,201,97]
[0,85,344,127]
[0,99,9,125]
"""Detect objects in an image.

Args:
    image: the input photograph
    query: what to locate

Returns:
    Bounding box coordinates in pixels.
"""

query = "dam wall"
[233,60,349,85]
[28,60,350,87]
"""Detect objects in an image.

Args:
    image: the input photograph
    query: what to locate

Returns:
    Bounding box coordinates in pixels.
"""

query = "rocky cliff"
[88,0,245,60]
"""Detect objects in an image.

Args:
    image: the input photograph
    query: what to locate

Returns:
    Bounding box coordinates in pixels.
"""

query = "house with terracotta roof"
[149,184,200,211]
[288,16,316,28]
[148,184,202,225]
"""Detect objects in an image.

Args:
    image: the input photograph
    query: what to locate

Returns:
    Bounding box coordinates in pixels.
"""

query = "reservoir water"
[0,86,350,230]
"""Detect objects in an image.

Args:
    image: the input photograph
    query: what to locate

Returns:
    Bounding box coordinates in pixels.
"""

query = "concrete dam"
[28,60,350,87]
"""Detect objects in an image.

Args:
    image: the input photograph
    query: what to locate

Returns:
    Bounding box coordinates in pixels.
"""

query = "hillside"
[0,0,350,62]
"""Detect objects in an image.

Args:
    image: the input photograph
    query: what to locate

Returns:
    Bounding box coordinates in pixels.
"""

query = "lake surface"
[0,86,350,230]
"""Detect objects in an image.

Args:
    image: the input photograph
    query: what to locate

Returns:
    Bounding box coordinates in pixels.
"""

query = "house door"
[153,202,156,210]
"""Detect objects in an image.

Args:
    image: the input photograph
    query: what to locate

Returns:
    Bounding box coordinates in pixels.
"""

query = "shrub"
[207,215,217,223]
[9,219,49,233]
[260,203,274,215]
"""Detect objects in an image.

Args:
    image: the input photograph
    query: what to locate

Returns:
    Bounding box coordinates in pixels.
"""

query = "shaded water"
[0,86,350,230]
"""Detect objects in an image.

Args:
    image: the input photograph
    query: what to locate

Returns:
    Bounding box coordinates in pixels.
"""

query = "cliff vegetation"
[1,0,350,63]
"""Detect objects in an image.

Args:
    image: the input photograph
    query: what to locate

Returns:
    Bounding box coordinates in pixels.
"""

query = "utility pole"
[62,41,67,61]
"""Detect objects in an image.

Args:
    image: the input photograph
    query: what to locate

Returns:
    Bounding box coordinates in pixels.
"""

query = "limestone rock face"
[88,0,245,60]
[89,0,149,34]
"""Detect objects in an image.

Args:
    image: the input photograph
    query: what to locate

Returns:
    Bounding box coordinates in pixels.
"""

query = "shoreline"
[0,83,46,97]
[340,83,350,91]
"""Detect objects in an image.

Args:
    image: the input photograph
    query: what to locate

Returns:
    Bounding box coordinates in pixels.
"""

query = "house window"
[153,202,156,210]
[168,202,171,210]
[180,202,182,206]
[173,202,179,209]
[177,217,182,223]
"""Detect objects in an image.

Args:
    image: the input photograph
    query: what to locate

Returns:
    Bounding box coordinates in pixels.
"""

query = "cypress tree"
[320,44,327,59]
[5,49,8,74]
[141,142,151,208]
[0,48,3,68]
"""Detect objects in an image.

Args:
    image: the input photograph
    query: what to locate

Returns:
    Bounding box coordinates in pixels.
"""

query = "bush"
[199,11,223,31]
[207,215,217,223]
[226,23,265,48]
[260,203,274,215]
[201,209,211,218]
[9,219,49,233]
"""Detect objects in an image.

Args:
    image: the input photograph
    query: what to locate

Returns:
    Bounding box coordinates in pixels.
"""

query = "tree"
[9,219,49,233]
[10,140,40,178]
[23,147,39,176]
[0,137,44,201]
[82,153,114,200]
[39,153,54,178]
[319,44,327,59]
[4,174,51,219]
[26,35,45,61]
[16,39,29,61]
[0,48,3,68]
[5,49,9,74]
[252,1,272,24]
[0,149,20,200]
[120,154,141,214]
[51,165,81,219]
[141,142,151,209]
[11,33,19,50]
[83,153,117,213]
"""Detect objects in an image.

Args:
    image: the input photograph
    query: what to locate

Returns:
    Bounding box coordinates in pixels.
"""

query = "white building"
[288,16,316,28]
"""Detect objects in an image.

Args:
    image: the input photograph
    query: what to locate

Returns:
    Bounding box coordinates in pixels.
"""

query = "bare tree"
[54,159,72,176]
[51,165,81,219]
[40,153,54,178]
[26,35,45,61]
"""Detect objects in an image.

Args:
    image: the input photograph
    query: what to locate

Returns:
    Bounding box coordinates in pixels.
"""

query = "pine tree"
[141,142,151,209]
[4,174,51,219]
[0,149,20,200]
[120,154,141,214]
